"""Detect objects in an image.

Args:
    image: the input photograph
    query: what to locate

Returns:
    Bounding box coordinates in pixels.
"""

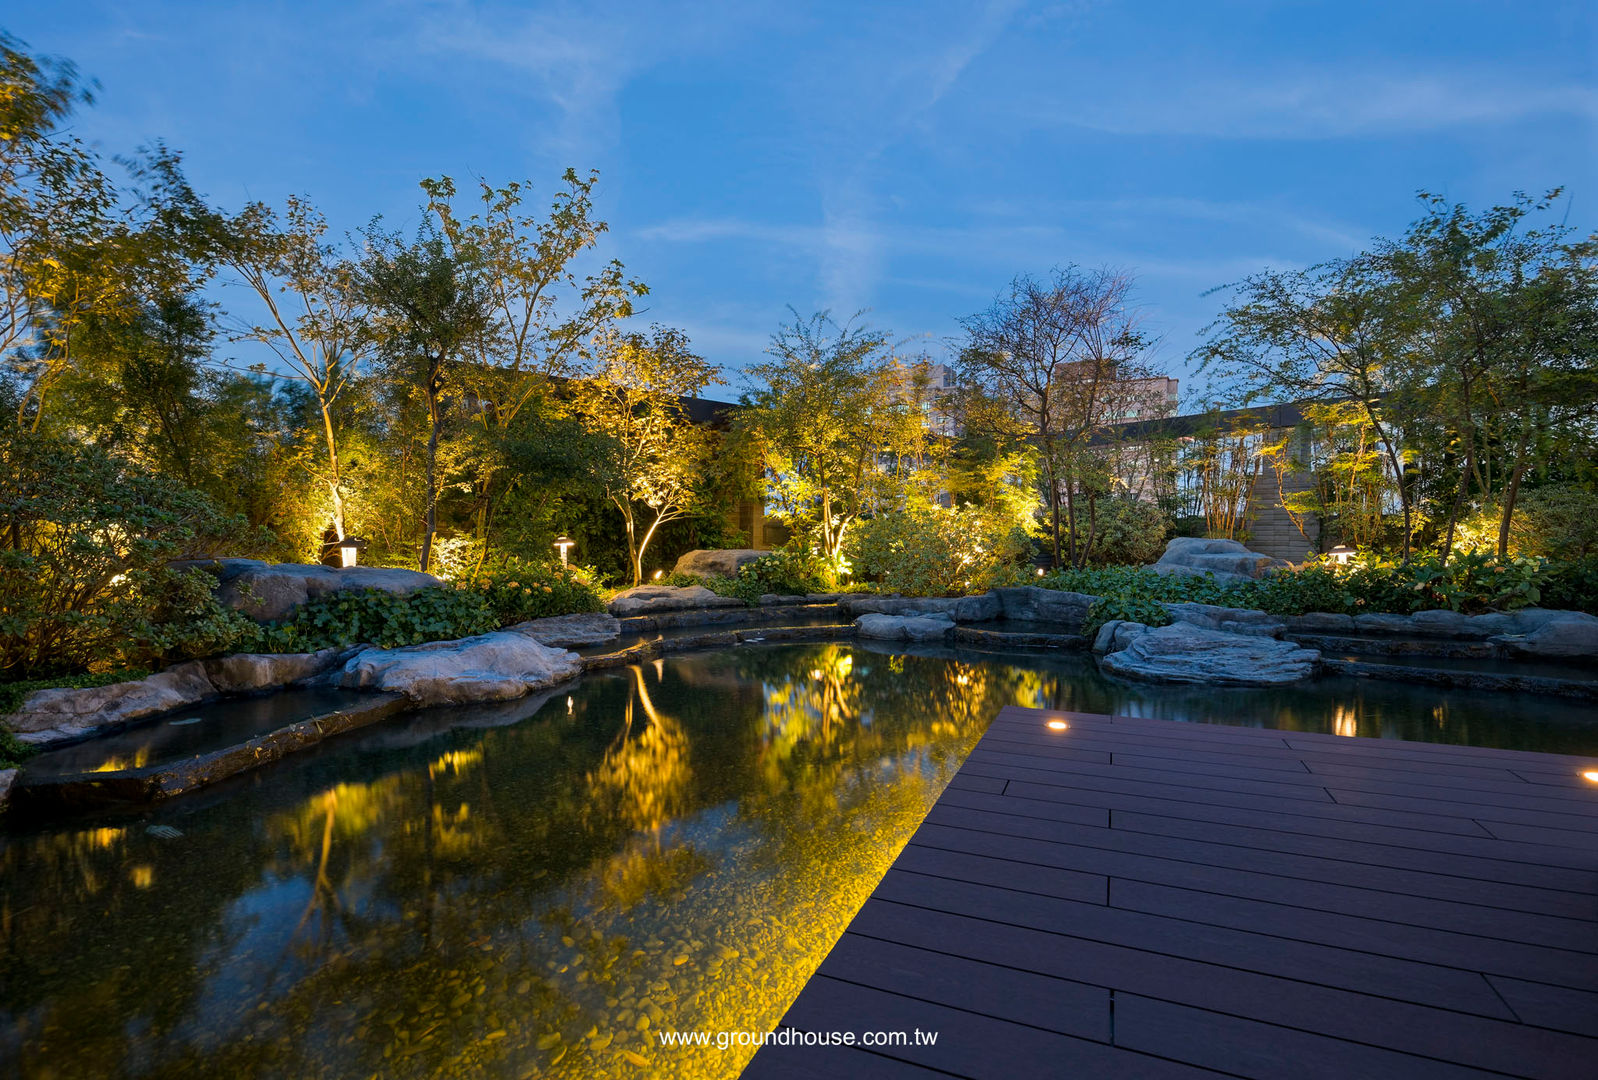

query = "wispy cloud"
[1045,69,1598,139]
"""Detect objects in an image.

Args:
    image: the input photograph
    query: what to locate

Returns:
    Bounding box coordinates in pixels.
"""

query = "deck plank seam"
[911,817,1598,931]
[971,764,1514,842]
[944,789,1598,899]
[790,971,1254,1079]
[885,862,1598,999]
[840,922,1561,1077]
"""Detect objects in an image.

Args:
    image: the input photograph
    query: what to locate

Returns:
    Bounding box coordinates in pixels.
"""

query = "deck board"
[744,706,1598,1079]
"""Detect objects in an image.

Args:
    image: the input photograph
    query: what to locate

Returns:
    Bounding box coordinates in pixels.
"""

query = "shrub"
[703,550,837,604]
[0,432,259,679]
[1070,498,1172,567]
[1544,557,1598,614]
[1454,486,1598,560]
[465,559,606,624]
[1080,594,1172,640]
[247,586,498,653]
[846,506,1030,597]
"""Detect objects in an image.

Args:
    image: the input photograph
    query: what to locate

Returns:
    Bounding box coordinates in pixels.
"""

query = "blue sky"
[9,0,1596,402]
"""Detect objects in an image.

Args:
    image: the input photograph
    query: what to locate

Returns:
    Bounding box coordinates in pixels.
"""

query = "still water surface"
[3,642,1596,1079]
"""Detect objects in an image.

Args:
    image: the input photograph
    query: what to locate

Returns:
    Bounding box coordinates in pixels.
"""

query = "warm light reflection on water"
[3,642,1597,1079]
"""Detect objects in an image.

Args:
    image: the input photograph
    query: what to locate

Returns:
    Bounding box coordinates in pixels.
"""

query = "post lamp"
[338,537,368,568]
[1326,544,1357,567]
[553,535,575,567]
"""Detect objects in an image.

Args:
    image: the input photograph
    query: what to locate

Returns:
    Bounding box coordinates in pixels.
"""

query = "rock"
[608,585,744,616]
[203,648,353,693]
[337,631,582,706]
[1164,602,1285,638]
[1351,613,1419,637]
[174,558,443,622]
[838,593,1002,622]
[1404,610,1475,638]
[670,549,768,579]
[1100,624,1320,686]
[1092,620,1148,655]
[993,587,1098,629]
[8,662,217,744]
[854,613,955,642]
[1283,612,1356,634]
[0,767,14,806]
[1147,537,1291,584]
[1499,612,1598,659]
[510,612,621,647]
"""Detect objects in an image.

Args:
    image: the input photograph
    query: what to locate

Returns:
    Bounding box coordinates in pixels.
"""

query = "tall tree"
[737,312,909,564]
[210,196,370,541]
[421,171,646,560]
[1194,255,1421,557]
[958,267,1155,568]
[576,326,720,585]
[359,227,492,573]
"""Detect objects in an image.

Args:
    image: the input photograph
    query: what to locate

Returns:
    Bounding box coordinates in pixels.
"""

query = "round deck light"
[1046,719,1069,731]
[1582,769,1598,783]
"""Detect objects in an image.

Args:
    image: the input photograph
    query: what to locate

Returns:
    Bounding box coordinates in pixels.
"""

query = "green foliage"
[0,431,260,678]
[1080,594,1172,641]
[700,550,837,604]
[847,505,1031,596]
[1070,497,1171,567]
[465,559,606,625]
[1043,551,1564,622]
[1544,557,1598,613]
[246,586,497,653]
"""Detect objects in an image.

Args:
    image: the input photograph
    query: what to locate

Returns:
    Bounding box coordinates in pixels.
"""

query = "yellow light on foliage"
[1046,719,1069,732]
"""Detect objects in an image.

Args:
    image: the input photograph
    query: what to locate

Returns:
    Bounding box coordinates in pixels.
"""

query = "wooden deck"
[744,706,1598,1079]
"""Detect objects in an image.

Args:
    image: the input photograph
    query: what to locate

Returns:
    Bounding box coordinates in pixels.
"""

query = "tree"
[210,196,370,541]
[737,312,908,563]
[1194,255,1421,557]
[421,172,646,563]
[1377,191,1598,557]
[576,326,721,586]
[359,226,492,573]
[957,267,1156,568]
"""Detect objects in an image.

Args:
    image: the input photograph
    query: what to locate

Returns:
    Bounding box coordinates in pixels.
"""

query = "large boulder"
[1147,538,1291,584]
[509,612,621,648]
[1100,624,1320,686]
[174,559,444,622]
[1092,619,1148,655]
[337,631,582,707]
[203,648,354,694]
[1164,602,1286,638]
[854,613,955,642]
[839,594,1002,622]
[670,549,768,580]
[1498,611,1598,660]
[8,662,217,743]
[609,585,744,616]
[993,587,1098,629]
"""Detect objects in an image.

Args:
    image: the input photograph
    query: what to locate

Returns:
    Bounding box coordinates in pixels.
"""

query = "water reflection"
[2,642,1597,1079]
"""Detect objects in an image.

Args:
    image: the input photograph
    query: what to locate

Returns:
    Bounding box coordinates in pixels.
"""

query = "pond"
[4,641,1597,1079]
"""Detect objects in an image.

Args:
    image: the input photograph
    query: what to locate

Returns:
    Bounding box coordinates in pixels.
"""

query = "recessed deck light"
[1046,720,1069,731]
[1582,769,1598,783]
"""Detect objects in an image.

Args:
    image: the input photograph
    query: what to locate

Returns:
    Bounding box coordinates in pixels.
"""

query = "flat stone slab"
[1101,624,1320,685]
[336,631,582,706]
[508,612,620,647]
[7,694,408,816]
[608,584,744,616]
[855,613,956,642]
